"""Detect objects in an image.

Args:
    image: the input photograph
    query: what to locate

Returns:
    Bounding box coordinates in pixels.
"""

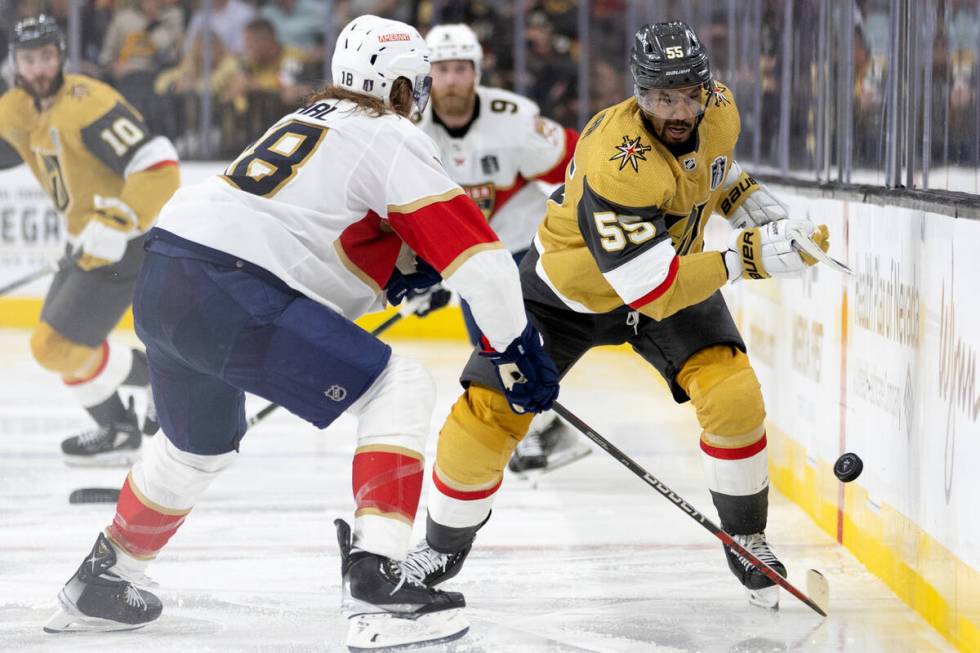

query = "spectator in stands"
[99,0,184,130]
[183,0,255,56]
[260,0,328,53]
[226,18,314,137]
[525,10,577,127]
[155,28,243,156]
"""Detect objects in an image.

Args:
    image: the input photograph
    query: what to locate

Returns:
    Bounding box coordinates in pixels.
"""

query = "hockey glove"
[479,323,560,414]
[386,258,442,306]
[719,162,791,229]
[724,219,830,282]
[76,196,140,270]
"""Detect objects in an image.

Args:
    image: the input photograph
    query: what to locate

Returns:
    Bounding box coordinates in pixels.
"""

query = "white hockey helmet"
[331,15,432,113]
[426,24,483,82]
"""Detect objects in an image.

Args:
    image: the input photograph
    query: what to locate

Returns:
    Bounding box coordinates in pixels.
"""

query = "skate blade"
[43,598,148,634]
[63,450,141,468]
[747,585,780,611]
[346,608,468,652]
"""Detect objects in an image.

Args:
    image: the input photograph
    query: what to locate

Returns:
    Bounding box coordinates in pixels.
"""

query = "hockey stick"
[0,252,77,297]
[551,401,829,617]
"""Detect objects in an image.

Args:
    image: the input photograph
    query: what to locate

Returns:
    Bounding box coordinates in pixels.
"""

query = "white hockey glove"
[76,196,141,270]
[724,219,830,282]
[718,161,790,230]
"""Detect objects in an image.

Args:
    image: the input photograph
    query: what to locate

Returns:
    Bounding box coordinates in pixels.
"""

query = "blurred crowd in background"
[1,0,978,193]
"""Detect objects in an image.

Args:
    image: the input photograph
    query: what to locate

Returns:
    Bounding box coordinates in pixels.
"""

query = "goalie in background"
[417,22,589,476]
[403,20,832,613]
[0,15,180,466]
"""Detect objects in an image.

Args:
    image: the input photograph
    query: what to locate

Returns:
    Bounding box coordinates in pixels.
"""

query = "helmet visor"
[413,74,433,114]
[635,85,706,120]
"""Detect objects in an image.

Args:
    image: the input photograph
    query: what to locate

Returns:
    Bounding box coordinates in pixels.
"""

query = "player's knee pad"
[108,433,237,560]
[348,355,434,559]
[29,323,100,376]
[426,385,533,539]
[679,346,769,505]
[677,345,766,442]
[130,431,238,511]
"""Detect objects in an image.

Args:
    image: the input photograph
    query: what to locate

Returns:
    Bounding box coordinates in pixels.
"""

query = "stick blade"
[805,569,830,615]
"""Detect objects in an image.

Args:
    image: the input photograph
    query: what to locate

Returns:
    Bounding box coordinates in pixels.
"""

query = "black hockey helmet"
[630,21,711,91]
[10,14,66,57]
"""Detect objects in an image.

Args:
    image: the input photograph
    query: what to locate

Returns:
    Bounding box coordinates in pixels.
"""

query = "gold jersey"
[0,74,168,236]
[531,84,741,319]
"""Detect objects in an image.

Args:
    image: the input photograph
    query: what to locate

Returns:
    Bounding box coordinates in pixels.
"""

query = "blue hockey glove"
[386,258,442,306]
[479,323,559,414]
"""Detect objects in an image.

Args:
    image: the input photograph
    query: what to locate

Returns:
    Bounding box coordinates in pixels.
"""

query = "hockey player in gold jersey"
[0,16,180,465]
[403,21,832,610]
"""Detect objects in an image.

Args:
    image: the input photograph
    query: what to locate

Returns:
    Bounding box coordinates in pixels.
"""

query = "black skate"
[400,539,471,588]
[335,519,468,652]
[44,533,162,633]
[61,401,141,467]
[508,412,591,477]
[723,531,787,610]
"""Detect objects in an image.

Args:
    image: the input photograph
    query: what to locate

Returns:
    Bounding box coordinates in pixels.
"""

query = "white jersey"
[154,98,526,350]
[416,86,575,253]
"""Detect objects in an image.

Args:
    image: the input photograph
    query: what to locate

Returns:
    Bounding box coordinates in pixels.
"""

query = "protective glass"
[635,85,706,120]
[413,74,433,114]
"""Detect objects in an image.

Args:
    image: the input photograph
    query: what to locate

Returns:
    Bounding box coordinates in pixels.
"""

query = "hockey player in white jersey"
[44,15,559,652]
[417,23,588,476]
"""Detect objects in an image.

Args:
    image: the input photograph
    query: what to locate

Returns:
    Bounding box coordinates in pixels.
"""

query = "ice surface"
[0,329,954,652]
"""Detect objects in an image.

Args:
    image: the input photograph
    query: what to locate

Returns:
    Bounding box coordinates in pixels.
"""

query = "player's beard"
[658,118,696,144]
[16,69,64,102]
[432,86,476,120]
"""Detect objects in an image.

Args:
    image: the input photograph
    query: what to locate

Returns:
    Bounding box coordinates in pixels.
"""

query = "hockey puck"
[833,453,863,482]
[69,488,121,504]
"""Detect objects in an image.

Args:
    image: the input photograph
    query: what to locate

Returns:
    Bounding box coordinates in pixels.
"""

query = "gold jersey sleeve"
[0,74,163,236]
[534,85,741,318]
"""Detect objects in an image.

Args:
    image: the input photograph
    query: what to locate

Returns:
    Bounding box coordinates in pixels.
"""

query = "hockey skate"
[61,399,142,467]
[508,412,592,478]
[723,531,787,610]
[44,533,162,633]
[335,519,469,652]
[400,539,471,588]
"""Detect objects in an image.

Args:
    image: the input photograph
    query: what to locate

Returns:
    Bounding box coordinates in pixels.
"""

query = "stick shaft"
[551,401,827,617]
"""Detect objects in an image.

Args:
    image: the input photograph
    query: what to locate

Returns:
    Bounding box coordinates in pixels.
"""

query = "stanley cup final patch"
[710,155,727,191]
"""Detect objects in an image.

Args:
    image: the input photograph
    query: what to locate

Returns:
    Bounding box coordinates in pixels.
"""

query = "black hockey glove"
[386,258,442,306]
[480,323,559,414]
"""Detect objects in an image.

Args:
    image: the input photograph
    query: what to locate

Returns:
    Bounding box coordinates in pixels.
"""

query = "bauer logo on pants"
[325,385,347,402]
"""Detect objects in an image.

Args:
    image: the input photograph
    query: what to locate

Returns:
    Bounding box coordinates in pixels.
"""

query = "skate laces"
[732,533,778,570]
[517,432,545,458]
[76,425,113,447]
[123,584,148,609]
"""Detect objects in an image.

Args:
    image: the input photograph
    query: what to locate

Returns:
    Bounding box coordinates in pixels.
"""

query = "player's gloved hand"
[401,285,452,317]
[728,182,790,230]
[724,219,830,282]
[386,258,442,306]
[479,322,559,414]
[76,196,140,271]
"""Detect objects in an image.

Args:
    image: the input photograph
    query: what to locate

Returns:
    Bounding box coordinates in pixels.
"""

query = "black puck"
[834,453,863,482]
[69,488,121,504]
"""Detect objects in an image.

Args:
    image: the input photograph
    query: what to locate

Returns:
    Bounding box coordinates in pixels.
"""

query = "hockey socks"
[351,446,424,560]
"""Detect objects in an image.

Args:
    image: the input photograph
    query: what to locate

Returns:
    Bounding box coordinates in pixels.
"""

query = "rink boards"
[1,163,978,651]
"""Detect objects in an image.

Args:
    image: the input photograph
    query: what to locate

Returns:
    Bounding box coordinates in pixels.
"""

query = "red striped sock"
[106,474,191,559]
